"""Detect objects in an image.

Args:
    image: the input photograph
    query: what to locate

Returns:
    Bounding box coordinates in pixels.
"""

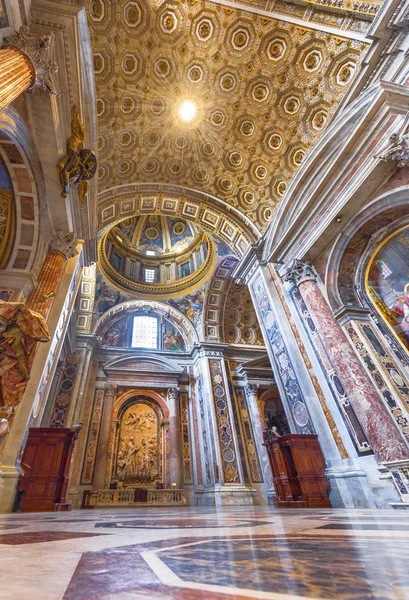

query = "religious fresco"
[0,1,9,29]
[102,315,129,347]
[168,290,204,326]
[367,227,409,352]
[0,155,15,268]
[163,322,185,352]
[116,402,160,483]
[95,272,126,313]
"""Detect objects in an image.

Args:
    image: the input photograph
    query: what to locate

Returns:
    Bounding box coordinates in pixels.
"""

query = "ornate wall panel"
[81,388,104,485]
[208,358,241,483]
[49,352,80,428]
[180,390,193,484]
[346,321,409,442]
[251,273,315,434]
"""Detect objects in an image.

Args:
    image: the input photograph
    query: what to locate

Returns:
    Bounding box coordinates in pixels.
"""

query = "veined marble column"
[0,26,58,111]
[94,384,117,490]
[28,232,78,320]
[245,383,274,491]
[284,260,409,463]
[167,387,181,488]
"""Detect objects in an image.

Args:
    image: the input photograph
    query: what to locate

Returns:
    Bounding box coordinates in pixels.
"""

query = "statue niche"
[115,402,160,485]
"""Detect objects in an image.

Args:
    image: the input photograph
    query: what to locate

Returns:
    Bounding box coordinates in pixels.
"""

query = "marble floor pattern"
[0,507,408,599]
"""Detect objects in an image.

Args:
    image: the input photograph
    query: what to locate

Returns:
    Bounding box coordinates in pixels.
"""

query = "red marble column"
[285,260,409,463]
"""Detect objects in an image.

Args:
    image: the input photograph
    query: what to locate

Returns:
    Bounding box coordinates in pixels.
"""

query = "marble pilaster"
[284,260,409,464]
[167,387,181,488]
[93,384,117,490]
[245,383,274,493]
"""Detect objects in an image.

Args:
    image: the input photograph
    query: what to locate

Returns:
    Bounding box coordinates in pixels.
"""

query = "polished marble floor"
[0,506,408,599]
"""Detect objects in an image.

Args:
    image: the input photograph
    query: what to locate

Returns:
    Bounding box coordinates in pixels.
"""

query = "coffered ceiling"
[88,0,374,233]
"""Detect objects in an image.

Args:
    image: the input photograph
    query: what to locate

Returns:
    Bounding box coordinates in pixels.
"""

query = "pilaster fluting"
[167,387,181,487]
[245,383,273,489]
[94,384,117,490]
[284,260,409,463]
[0,26,57,111]
[27,232,77,319]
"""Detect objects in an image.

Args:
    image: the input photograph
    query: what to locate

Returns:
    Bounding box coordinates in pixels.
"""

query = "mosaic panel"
[208,359,240,483]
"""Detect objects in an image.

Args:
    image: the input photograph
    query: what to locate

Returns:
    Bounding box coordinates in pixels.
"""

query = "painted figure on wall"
[367,227,409,352]
[0,303,50,410]
[168,290,203,325]
[163,322,185,352]
[95,272,125,313]
[102,316,128,347]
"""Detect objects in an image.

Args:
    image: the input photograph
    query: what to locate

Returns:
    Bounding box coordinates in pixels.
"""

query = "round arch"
[0,107,47,274]
[97,182,261,256]
[93,297,199,350]
[113,388,170,421]
[325,186,409,312]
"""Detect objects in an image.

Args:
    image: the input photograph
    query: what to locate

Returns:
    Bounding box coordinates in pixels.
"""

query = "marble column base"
[0,463,20,513]
[326,456,401,509]
[195,485,256,506]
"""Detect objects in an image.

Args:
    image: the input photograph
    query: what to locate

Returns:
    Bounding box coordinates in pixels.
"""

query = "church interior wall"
[0,0,408,521]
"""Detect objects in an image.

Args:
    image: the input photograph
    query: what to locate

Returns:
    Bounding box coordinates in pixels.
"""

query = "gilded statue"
[0,303,50,410]
[57,105,97,202]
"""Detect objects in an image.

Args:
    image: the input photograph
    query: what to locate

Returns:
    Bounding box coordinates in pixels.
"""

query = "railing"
[85,488,186,508]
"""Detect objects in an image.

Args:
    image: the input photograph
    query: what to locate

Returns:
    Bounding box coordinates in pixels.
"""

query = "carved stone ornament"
[105,384,117,397]
[4,26,59,94]
[167,387,179,402]
[283,259,317,287]
[49,230,78,259]
[246,382,259,395]
[57,105,97,201]
[378,130,409,168]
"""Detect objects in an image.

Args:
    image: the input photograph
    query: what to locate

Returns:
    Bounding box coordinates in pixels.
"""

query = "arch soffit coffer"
[97,182,261,256]
[325,186,409,312]
[93,298,199,350]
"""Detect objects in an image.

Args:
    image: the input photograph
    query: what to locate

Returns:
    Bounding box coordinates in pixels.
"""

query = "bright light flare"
[178,99,197,123]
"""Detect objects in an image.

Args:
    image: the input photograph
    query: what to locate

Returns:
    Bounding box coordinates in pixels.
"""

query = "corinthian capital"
[105,384,117,397]
[4,26,58,94]
[378,130,409,169]
[246,382,259,395]
[49,230,78,259]
[167,387,179,402]
[283,259,316,287]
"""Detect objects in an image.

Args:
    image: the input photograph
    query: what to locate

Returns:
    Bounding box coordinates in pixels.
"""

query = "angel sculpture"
[57,105,97,202]
[0,303,50,410]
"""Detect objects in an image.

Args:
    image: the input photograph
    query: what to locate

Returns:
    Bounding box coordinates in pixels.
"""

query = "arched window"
[131,315,158,349]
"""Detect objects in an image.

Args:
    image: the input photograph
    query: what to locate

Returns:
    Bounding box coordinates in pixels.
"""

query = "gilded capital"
[4,26,58,94]
[49,230,78,259]
[283,259,316,287]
